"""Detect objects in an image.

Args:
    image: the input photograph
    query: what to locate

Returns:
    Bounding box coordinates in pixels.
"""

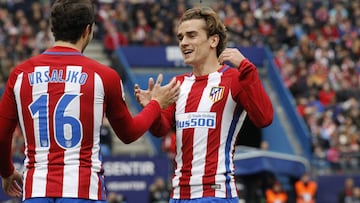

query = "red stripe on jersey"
[24,169,34,199]
[78,72,94,199]
[98,174,104,199]
[78,169,91,198]
[180,129,194,198]
[46,78,66,197]
[180,77,208,199]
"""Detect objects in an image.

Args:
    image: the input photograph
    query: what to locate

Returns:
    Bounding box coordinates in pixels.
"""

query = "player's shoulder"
[174,73,190,83]
[81,55,110,68]
[224,65,239,72]
[222,65,240,77]
[175,73,188,79]
[80,56,118,75]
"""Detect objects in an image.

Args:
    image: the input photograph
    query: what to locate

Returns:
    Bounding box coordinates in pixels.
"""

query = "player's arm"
[0,116,17,178]
[0,72,19,178]
[149,104,175,137]
[106,73,179,143]
[134,76,177,137]
[237,58,273,127]
[0,75,23,198]
[0,116,23,198]
[219,48,273,127]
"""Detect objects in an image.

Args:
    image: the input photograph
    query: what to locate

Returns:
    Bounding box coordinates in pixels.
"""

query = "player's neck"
[192,57,222,76]
[53,41,82,52]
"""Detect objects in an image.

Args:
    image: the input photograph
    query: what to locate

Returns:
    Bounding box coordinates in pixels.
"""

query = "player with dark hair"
[0,0,180,202]
[135,7,273,203]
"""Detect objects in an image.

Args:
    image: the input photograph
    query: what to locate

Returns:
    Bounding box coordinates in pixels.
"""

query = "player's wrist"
[0,164,15,178]
[150,99,162,108]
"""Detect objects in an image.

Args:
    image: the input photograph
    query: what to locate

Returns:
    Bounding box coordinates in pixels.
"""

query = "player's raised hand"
[134,76,154,107]
[151,74,180,109]
[135,74,180,109]
[218,48,246,67]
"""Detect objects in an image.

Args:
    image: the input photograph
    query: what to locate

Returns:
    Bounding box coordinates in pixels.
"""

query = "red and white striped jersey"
[150,59,273,199]
[0,46,161,201]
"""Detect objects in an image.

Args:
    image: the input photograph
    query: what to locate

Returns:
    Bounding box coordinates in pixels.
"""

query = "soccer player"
[0,0,180,202]
[134,7,274,203]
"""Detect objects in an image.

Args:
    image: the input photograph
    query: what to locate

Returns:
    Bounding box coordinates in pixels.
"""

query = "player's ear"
[88,23,94,34]
[82,23,93,37]
[209,34,219,48]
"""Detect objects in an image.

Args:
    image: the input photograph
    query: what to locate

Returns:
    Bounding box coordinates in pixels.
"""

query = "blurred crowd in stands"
[1,0,360,176]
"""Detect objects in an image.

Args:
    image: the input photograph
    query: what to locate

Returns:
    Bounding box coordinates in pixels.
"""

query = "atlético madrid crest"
[209,86,224,103]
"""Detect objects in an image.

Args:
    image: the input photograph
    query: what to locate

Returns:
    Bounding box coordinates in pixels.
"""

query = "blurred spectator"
[294,173,317,203]
[338,177,356,203]
[148,176,170,203]
[265,181,288,203]
[260,140,269,151]
[103,20,129,56]
[353,187,360,203]
[312,144,330,174]
[327,142,342,173]
[34,19,54,53]
[144,21,172,46]
[329,2,348,24]
[107,192,127,203]
[112,2,133,37]
[131,10,151,45]
[318,82,336,108]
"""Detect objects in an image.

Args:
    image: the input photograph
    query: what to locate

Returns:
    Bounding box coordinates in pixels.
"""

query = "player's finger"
[14,181,22,193]
[218,53,225,65]
[167,77,176,87]
[155,74,163,86]
[134,84,139,94]
[6,184,20,197]
[148,77,154,91]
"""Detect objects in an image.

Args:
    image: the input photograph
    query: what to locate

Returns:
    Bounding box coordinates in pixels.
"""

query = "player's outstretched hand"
[2,170,22,198]
[151,74,180,109]
[134,74,180,108]
[218,48,246,67]
[134,76,154,108]
[135,74,180,109]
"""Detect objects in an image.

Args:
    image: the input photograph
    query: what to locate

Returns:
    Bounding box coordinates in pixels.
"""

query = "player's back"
[9,46,115,200]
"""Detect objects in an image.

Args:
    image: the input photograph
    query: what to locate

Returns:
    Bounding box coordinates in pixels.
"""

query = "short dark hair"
[50,0,95,43]
[178,7,228,57]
